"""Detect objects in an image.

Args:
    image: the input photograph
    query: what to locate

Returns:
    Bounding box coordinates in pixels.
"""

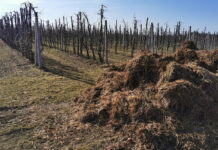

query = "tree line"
[0,3,218,66]
[0,2,42,68]
[39,5,218,63]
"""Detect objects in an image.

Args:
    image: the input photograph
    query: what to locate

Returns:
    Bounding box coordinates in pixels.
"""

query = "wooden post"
[188,26,192,40]
[34,15,38,66]
[131,18,137,57]
[34,12,42,69]
[115,20,118,54]
[150,23,154,53]
[156,23,159,53]
[145,18,149,50]
[105,20,109,64]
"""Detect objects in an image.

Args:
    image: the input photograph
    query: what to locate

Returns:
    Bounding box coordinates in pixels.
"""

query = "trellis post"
[34,11,42,69]
[105,20,109,64]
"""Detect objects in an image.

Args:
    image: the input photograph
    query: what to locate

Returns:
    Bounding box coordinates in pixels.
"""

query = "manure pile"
[74,41,218,149]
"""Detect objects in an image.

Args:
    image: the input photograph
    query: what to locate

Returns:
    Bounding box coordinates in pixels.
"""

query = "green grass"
[0,40,133,149]
[0,41,99,149]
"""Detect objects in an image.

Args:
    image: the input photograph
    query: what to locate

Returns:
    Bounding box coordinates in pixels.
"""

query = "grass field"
[0,40,138,149]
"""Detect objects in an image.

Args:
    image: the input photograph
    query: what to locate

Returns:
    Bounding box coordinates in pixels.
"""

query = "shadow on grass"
[0,126,34,137]
[42,56,95,85]
[0,105,28,112]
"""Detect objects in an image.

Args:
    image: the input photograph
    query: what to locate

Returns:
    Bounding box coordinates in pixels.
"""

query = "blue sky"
[0,0,218,32]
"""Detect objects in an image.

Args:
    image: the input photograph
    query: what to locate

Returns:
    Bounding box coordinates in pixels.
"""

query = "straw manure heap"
[73,41,218,149]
